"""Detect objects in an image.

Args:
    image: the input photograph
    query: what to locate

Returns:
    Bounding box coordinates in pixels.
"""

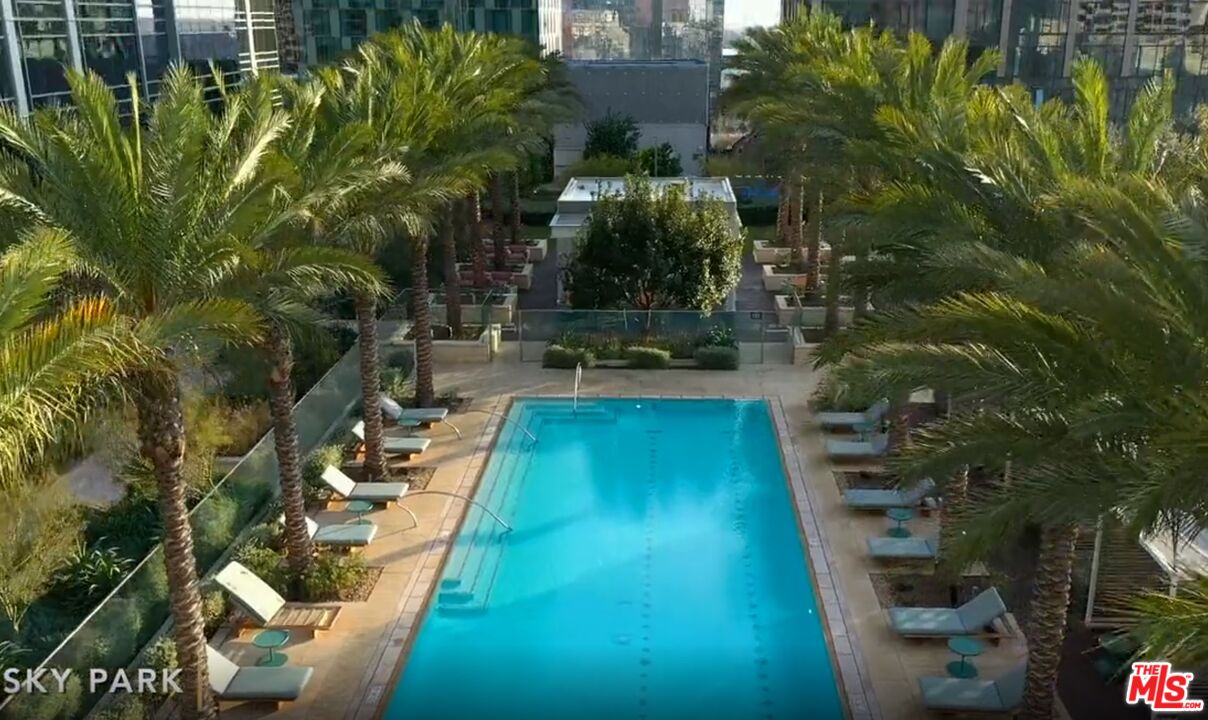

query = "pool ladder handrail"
[465,408,538,445]
[407,490,513,533]
[574,362,582,412]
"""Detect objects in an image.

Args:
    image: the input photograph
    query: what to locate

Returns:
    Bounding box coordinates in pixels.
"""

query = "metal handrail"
[465,409,537,445]
[406,490,512,533]
[574,363,582,412]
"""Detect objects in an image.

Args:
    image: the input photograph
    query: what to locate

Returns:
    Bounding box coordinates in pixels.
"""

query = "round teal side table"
[885,507,914,538]
[946,636,985,678]
[346,499,375,525]
[253,628,291,667]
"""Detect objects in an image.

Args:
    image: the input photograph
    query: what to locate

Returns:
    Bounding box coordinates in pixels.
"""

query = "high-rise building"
[0,0,278,115]
[297,0,562,66]
[780,1,1208,115]
[564,0,723,114]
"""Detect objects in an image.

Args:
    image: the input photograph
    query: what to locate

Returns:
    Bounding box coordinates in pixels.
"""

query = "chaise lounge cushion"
[889,588,1007,636]
[844,478,936,509]
[868,536,938,559]
[311,519,377,547]
[320,466,408,503]
[222,667,314,701]
[919,664,1026,712]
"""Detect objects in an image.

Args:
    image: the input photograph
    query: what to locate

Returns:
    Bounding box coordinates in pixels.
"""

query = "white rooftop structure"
[549,176,741,241]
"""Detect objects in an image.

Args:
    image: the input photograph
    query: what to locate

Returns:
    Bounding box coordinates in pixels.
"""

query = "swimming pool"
[385,398,844,720]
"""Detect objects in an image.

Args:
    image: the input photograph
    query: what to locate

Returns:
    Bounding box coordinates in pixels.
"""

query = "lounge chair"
[888,587,1014,639]
[844,477,936,510]
[278,514,378,548]
[207,645,313,708]
[827,432,889,458]
[351,420,430,457]
[214,561,341,636]
[817,398,889,431]
[919,663,1025,714]
[868,536,938,560]
[320,465,409,505]
[380,394,462,438]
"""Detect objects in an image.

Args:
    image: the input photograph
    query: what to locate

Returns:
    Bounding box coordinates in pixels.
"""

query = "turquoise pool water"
[385,398,844,720]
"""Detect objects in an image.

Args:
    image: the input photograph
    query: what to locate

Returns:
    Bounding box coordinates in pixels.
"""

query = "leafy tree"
[635,143,682,176]
[583,110,640,160]
[564,154,634,181]
[565,176,742,310]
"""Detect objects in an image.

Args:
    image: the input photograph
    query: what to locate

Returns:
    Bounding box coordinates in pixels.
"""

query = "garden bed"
[400,323,500,364]
[457,262,533,290]
[543,326,740,370]
[774,294,855,327]
[429,289,517,325]
[752,240,801,264]
[390,465,436,491]
[482,236,547,262]
[761,263,812,291]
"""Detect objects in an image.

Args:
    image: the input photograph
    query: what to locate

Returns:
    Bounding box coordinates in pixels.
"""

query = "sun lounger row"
[817,398,889,431]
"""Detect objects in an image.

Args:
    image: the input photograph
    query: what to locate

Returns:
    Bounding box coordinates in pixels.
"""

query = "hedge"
[625,346,672,369]
[543,345,595,369]
[694,345,740,370]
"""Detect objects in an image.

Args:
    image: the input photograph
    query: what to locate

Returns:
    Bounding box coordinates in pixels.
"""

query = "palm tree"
[490,173,507,269]
[0,68,298,719]
[0,232,143,489]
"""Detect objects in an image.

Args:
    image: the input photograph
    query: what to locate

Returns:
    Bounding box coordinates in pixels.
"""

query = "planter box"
[752,240,798,265]
[774,294,855,328]
[761,264,811,292]
[458,262,533,291]
[429,291,517,325]
[788,327,814,366]
[385,322,501,363]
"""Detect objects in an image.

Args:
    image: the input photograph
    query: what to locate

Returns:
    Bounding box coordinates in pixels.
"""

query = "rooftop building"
[0,0,279,115]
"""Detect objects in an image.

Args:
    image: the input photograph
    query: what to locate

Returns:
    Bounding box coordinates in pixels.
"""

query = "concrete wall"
[553,122,707,176]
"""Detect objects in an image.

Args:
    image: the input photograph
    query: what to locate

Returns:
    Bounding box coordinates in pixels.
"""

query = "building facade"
[297,0,562,66]
[564,0,723,115]
[552,59,710,175]
[0,0,278,114]
[781,0,1208,115]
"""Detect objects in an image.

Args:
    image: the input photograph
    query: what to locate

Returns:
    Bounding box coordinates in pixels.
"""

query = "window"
[489,9,509,33]
[339,9,367,38]
[1005,0,1068,79]
[0,26,15,106]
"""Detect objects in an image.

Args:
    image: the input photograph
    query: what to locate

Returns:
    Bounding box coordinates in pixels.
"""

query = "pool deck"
[215,346,1029,720]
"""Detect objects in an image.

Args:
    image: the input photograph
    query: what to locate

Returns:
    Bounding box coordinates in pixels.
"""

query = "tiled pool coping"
[354,393,880,720]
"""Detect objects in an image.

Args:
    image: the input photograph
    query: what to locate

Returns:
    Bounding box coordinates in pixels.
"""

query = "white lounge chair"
[207,645,313,708]
[817,398,889,431]
[844,477,936,510]
[351,420,430,457]
[380,394,461,438]
[214,561,341,635]
[278,514,378,548]
[868,536,938,560]
[320,465,409,505]
[888,588,1014,639]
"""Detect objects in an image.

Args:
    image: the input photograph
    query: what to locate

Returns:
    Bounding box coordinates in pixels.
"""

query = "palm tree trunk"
[491,174,507,270]
[412,234,436,408]
[824,230,843,336]
[788,179,804,271]
[805,190,823,291]
[853,249,870,319]
[272,0,302,73]
[265,325,313,577]
[776,183,789,247]
[509,171,522,244]
[134,371,214,720]
[440,205,463,333]
[467,191,488,287]
[937,466,968,570]
[1022,522,1078,720]
[353,292,387,481]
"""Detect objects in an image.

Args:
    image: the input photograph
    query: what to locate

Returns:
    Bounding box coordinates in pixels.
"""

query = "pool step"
[438,591,474,604]
[439,579,461,590]
[435,603,488,617]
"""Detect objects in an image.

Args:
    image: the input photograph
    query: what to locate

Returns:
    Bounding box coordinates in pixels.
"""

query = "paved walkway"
[216,348,1029,720]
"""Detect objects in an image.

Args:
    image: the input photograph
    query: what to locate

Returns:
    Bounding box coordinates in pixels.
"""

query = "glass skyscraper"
[564,0,724,113]
[0,0,279,114]
[781,0,1208,115]
[297,0,563,67]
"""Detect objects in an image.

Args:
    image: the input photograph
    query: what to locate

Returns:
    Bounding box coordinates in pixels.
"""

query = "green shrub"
[84,485,160,561]
[694,345,740,370]
[200,588,229,636]
[385,348,414,373]
[190,492,240,568]
[5,674,83,720]
[380,366,410,402]
[51,543,132,611]
[543,345,595,369]
[625,346,671,369]
[302,444,344,507]
[301,552,368,602]
[92,696,149,720]
[233,543,288,595]
[698,323,737,349]
[0,640,26,669]
[144,635,177,672]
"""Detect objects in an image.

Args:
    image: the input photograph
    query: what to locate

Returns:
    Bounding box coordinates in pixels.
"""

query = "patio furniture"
[886,507,914,538]
[346,500,374,525]
[278,515,378,549]
[946,637,985,678]
[380,394,462,438]
[827,432,890,458]
[253,629,291,667]
[320,466,410,505]
[918,663,1025,714]
[214,561,341,636]
[867,536,938,560]
[844,477,936,511]
[206,645,313,708]
[1094,632,1140,681]
[817,398,890,431]
[351,420,431,458]
[888,588,1014,639]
